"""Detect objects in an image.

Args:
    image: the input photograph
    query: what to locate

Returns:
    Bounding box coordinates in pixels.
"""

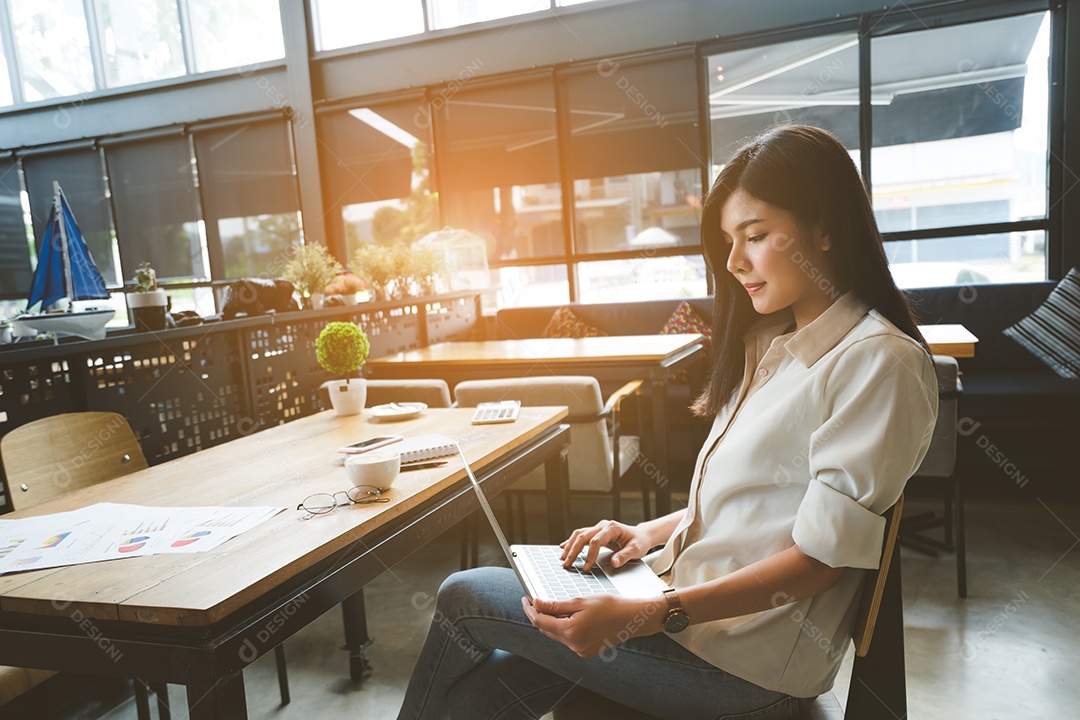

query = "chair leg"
[955,472,967,599]
[150,682,171,719]
[943,481,954,547]
[275,644,290,705]
[612,481,621,523]
[341,590,375,683]
[134,680,152,720]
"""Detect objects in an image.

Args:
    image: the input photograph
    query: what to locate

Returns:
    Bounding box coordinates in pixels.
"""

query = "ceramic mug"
[344,452,401,489]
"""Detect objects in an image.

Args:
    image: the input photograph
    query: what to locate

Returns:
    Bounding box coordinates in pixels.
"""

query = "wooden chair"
[453,376,644,552]
[553,497,909,720]
[0,412,290,717]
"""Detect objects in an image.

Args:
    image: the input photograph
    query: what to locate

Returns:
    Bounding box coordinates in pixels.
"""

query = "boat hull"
[13,309,116,341]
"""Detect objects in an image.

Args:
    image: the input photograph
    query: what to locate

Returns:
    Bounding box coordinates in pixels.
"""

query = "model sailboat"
[13,182,115,341]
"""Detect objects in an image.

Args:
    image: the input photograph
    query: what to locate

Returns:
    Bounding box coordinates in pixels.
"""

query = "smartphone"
[337,435,404,454]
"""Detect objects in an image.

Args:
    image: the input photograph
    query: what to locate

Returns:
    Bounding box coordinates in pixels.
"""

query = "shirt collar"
[784,291,870,367]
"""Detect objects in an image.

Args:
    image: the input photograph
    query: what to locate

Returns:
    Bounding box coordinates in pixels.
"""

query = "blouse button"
[758,368,769,378]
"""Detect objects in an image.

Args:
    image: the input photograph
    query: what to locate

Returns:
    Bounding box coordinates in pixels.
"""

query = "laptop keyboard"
[519,545,618,600]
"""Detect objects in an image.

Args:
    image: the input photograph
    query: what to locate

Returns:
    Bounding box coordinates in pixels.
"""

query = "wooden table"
[366,334,707,516]
[921,323,978,358]
[0,407,571,719]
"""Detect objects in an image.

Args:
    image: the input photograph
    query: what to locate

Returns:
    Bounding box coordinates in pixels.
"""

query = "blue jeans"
[397,567,809,720]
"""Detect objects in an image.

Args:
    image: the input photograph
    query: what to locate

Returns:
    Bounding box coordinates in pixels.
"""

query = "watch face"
[665,612,690,633]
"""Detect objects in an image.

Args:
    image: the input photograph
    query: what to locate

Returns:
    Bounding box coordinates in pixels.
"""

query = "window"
[0,160,32,298]
[23,150,120,287]
[10,0,95,101]
[495,264,570,308]
[105,136,208,282]
[886,231,1046,288]
[437,75,562,264]
[707,32,861,176]
[318,96,437,262]
[313,0,425,51]
[0,30,13,106]
[577,256,707,303]
[870,12,1050,235]
[561,53,702,255]
[193,120,300,278]
[94,0,185,87]
[429,0,550,30]
[187,0,284,73]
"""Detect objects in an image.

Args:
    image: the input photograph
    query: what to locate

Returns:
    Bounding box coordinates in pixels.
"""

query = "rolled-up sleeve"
[793,336,938,569]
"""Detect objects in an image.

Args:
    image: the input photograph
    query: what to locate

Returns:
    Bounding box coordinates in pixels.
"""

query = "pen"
[401,461,448,471]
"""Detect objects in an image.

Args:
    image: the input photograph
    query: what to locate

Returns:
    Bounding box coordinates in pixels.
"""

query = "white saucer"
[368,402,428,421]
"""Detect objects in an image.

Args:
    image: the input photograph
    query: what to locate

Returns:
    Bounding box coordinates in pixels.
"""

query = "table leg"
[544,446,570,542]
[186,672,248,720]
[845,541,907,720]
[650,378,672,516]
[341,589,374,683]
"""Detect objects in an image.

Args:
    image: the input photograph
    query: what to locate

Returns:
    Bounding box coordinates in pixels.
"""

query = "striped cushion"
[1004,268,1080,380]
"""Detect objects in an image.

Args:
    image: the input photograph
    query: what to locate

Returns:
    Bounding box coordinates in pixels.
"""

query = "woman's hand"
[521,594,664,658]
[559,519,655,572]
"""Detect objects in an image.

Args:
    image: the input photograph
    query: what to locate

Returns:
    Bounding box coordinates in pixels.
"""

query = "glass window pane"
[438,76,562,263]
[494,264,569,308]
[106,137,208,281]
[314,0,425,51]
[708,33,861,176]
[577,256,707,303]
[188,0,284,73]
[23,150,120,286]
[430,0,549,29]
[10,0,95,101]
[194,120,300,278]
[0,161,33,297]
[0,31,13,106]
[563,54,702,254]
[318,96,437,260]
[871,12,1050,232]
[886,230,1046,288]
[96,0,184,87]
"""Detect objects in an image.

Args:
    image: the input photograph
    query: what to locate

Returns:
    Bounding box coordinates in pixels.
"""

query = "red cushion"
[542,306,607,339]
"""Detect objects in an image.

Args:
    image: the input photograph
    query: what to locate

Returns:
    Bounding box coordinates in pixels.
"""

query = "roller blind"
[0,160,32,297]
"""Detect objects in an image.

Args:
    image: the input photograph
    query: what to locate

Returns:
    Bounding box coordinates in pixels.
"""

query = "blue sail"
[26,190,110,310]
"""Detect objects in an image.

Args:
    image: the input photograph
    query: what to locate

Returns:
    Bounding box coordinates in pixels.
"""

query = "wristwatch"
[662,587,690,633]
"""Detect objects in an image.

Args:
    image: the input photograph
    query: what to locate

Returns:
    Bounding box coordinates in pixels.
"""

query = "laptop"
[456,446,669,602]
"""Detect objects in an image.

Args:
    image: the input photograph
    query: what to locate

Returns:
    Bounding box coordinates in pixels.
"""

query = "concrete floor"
[76,495,1080,720]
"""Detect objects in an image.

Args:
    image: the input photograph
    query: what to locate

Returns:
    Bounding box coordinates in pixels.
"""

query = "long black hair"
[694,125,928,418]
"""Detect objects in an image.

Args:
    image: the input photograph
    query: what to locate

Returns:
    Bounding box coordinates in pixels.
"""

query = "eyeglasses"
[297,485,390,519]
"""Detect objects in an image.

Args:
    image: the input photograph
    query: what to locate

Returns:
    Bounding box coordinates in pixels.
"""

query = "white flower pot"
[322,379,366,416]
[127,290,169,331]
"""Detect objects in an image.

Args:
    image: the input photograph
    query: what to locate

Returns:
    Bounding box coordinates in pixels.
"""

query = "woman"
[397,125,939,720]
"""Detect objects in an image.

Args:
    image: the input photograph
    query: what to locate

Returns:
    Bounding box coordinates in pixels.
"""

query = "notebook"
[392,434,458,463]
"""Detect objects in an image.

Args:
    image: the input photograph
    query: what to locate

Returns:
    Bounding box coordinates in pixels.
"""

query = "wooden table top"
[919,324,979,358]
[0,407,567,627]
[367,334,705,367]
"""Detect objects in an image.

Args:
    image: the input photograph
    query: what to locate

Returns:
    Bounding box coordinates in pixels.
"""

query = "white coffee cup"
[345,452,401,489]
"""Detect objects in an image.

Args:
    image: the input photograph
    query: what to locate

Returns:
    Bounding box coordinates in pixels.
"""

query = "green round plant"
[316,321,370,382]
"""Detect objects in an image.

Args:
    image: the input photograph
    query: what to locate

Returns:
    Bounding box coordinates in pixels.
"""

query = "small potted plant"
[316,321,370,416]
[411,245,446,296]
[353,244,399,303]
[127,262,169,331]
[283,243,343,309]
[323,272,365,305]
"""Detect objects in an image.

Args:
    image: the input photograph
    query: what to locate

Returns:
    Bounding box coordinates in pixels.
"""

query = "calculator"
[471,400,521,424]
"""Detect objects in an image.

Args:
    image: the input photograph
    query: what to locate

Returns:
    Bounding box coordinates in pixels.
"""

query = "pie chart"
[171,530,211,548]
[118,536,150,553]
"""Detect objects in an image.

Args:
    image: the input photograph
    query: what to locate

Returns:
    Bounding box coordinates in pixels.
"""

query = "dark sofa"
[495,282,1078,495]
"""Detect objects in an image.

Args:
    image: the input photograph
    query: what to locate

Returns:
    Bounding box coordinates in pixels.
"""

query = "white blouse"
[648,291,938,698]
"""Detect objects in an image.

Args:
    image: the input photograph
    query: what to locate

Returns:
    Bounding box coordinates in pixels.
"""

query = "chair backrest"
[1,412,148,511]
[912,355,959,479]
[365,378,452,408]
[453,376,613,492]
[852,494,904,657]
